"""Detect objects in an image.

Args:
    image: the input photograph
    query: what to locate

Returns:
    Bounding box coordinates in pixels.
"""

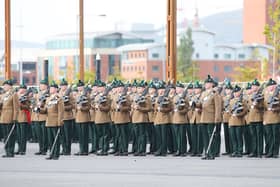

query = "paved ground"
[0,143,279,187]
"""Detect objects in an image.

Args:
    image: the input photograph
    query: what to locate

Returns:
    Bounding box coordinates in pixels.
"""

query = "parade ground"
[0,142,279,187]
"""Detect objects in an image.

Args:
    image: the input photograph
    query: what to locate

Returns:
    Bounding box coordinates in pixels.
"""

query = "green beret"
[225,81,233,90]
[266,78,277,87]
[117,80,124,87]
[204,75,214,83]
[137,80,146,87]
[187,83,193,89]
[40,78,48,85]
[132,79,138,87]
[251,79,260,86]
[50,80,58,88]
[233,85,241,92]
[19,84,27,89]
[194,81,202,89]
[60,78,68,86]
[176,81,184,88]
[98,81,106,87]
[246,82,252,90]
[77,80,85,87]
[3,79,13,86]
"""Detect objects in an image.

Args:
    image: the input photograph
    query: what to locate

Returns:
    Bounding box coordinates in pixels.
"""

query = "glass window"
[152,65,159,72]
[196,53,200,59]
[238,54,245,59]
[224,65,232,72]
[213,65,219,72]
[224,53,231,59]
[214,54,219,59]
[152,53,159,58]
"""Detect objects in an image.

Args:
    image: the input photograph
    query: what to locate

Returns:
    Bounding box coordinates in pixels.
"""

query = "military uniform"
[222,93,233,155]
[172,92,189,156]
[59,81,75,155]
[75,81,91,155]
[228,86,248,157]
[42,85,64,160]
[16,87,31,155]
[89,88,99,154]
[0,81,19,157]
[112,88,131,156]
[147,86,157,154]
[131,87,151,156]
[263,79,280,158]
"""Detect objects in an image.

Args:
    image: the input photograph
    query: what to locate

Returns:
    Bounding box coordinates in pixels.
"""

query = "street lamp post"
[95,53,101,81]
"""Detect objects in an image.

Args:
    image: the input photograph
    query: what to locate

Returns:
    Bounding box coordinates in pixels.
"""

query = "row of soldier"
[0,75,279,160]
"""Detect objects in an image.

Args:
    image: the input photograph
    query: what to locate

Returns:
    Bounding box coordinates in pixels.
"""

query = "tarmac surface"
[0,142,279,187]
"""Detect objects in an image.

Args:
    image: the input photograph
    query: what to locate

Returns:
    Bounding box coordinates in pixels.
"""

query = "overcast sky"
[0,0,243,43]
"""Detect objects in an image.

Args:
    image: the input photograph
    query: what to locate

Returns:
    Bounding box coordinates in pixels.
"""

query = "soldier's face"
[98,86,105,93]
[194,88,201,94]
[118,87,124,93]
[187,89,193,94]
[149,88,155,94]
[40,84,48,91]
[50,87,57,94]
[18,88,26,94]
[176,87,183,94]
[137,87,144,93]
[132,87,136,92]
[60,85,67,91]
[252,85,258,92]
[268,85,276,92]
[158,89,164,95]
[234,91,241,98]
[205,83,213,89]
[77,86,83,92]
[3,84,11,92]
[225,89,232,95]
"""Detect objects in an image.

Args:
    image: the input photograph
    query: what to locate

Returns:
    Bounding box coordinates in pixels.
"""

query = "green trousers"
[146,123,156,153]
[35,121,48,153]
[155,124,167,155]
[16,122,27,153]
[30,122,38,143]
[61,120,73,154]
[96,123,110,153]
[201,124,216,157]
[115,123,129,153]
[167,124,176,153]
[213,123,221,156]
[47,127,60,159]
[223,123,232,154]
[135,123,147,154]
[3,124,16,156]
[129,123,137,153]
[174,124,187,154]
[0,124,3,141]
[249,122,263,156]
[77,123,89,154]
[243,125,252,154]
[264,124,280,157]
[229,126,243,155]
[89,122,99,153]
[190,124,203,155]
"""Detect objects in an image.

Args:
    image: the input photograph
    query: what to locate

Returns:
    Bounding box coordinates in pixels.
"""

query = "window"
[152,53,159,58]
[130,66,133,71]
[123,67,125,72]
[214,54,219,59]
[142,66,145,71]
[224,53,231,59]
[224,65,232,72]
[152,65,159,72]
[213,65,219,72]
[238,54,245,59]
[196,53,200,59]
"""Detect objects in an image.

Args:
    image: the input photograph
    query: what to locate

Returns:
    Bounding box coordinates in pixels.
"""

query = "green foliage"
[76,70,96,84]
[107,65,125,82]
[177,27,197,82]
[233,65,259,82]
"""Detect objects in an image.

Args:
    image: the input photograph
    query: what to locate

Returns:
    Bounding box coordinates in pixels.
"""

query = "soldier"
[147,81,157,154]
[247,79,264,158]
[154,81,172,156]
[190,81,203,157]
[112,81,131,156]
[75,80,91,156]
[263,78,280,158]
[200,75,222,160]
[222,82,234,155]
[43,81,64,160]
[95,81,112,156]
[228,85,248,157]
[1,79,19,158]
[16,84,31,155]
[243,83,252,155]
[131,81,151,156]
[89,80,99,154]
[128,80,137,154]
[33,78,49,155]
[59,78,75,155]
[172,81,189,156]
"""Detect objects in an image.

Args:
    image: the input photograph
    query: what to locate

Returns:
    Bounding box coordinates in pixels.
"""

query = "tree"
[177,27,196,82]
[264,0,280,78]
[76,70,96,84]
[233,65,259,82]
[108,65,124,82]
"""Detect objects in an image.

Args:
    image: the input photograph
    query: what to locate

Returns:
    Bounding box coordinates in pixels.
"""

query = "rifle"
[158,86,171,108]
[175,87,188,109]
[117,85,128,105]
[224,91,234,113]
[97,86,112,105]
[251,83,265,104]
[62,85,72,103]
[34,89,49,113]
[151,89,158,106]
[231,89,244,115]
[267,84,280,110]
[77,88,89,107]
[19,88,33,103]
[135,87,149,105]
